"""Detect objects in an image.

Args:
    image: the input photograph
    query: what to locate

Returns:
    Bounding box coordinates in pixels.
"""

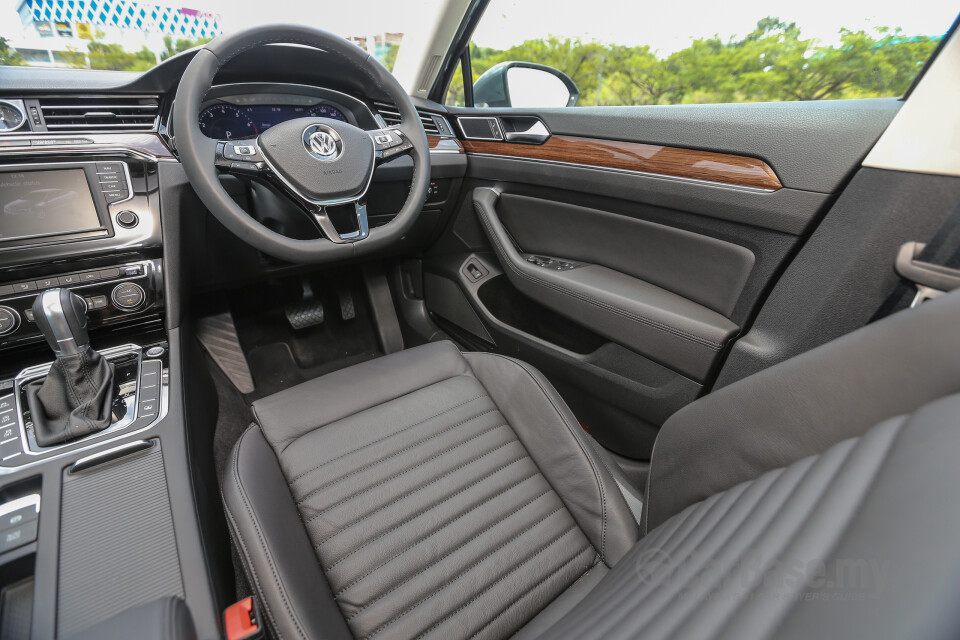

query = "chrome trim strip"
[0,142,163,162]
[46,122,158,130]
[465,152,777,193]
[0,493,40,517]
[40,104,157,110]
[69,439,153,473]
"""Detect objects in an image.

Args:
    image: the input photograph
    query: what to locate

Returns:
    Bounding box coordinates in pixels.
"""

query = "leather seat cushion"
[223,341,637,640]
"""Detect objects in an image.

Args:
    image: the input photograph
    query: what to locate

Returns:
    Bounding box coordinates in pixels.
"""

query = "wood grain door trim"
[428,135,464,153]
[461,135,781,190]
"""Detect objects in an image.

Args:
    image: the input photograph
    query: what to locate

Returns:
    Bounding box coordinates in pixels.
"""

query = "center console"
[0,142,219,638]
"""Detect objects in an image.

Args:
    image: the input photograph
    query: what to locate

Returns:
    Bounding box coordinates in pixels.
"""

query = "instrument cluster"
[198,102,350,140]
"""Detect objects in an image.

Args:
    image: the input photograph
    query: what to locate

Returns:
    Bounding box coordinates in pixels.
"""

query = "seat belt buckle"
[895,241,960,308]
[224,596,264,640]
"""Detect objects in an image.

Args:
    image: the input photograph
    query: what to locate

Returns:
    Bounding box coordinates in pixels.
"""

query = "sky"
[2,0,957,55]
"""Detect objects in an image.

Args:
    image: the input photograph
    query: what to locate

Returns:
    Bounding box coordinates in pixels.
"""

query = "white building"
[10,0,221,67]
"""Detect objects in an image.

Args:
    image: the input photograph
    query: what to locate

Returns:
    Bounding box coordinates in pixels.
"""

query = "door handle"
[503,120,550,144]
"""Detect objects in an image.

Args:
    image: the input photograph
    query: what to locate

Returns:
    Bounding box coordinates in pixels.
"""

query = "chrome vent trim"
[38,96,159,132]
[373,101,440,135]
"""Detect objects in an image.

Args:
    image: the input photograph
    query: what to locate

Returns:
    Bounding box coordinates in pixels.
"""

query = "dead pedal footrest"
[196,312,256,394]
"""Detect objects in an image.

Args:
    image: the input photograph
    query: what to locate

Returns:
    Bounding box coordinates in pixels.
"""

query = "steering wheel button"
[229,161,260,175]
[234,145,255,156]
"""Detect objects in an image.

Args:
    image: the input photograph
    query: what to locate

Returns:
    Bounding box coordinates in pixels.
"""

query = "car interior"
[1,2,959,638]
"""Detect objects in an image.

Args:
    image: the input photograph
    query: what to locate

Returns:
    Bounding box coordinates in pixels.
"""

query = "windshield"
[0,0,418,71]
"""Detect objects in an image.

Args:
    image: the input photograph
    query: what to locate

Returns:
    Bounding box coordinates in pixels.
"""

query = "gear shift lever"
[25,289,115,447]
[33,288,91,355]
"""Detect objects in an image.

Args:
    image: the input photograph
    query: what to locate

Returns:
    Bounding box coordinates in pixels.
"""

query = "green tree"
[0,37,25,66]
[448,18,941,107]
[86,42,156,71]
[380,43,399,72]
[160,35,212,61]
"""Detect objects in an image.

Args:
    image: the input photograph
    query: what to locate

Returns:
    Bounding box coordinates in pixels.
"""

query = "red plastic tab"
[224,596,262,640]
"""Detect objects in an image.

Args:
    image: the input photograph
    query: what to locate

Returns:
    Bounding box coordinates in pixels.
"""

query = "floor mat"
[246,342,379,401]
[209,354,255,481]
[229,269,384,402]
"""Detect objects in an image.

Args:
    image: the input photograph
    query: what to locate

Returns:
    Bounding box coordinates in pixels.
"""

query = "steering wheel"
[172,25,431,264]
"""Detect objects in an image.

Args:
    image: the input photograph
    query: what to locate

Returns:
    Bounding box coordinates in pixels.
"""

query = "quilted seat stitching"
[300,424,512,514]
[286,392,488,481]
[359,524,581,637]
[315,454,530,545]
[293,408,501,497]
[326,472,544,572]
[465,555,601,640]
[334,488,554,598]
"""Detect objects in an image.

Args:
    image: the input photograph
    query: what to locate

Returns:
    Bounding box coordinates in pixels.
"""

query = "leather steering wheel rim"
[171,24,430,264]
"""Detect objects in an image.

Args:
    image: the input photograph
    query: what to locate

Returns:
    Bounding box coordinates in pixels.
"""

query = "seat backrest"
[643,288,960,533]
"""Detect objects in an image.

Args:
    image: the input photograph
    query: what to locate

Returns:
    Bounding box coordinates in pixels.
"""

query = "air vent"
[38,96,159,132]
[374,101,440,135]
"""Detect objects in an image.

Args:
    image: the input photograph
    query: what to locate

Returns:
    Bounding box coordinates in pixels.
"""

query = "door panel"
[474,187,738,381]
[415,99,900,459]
[494,193,755,316]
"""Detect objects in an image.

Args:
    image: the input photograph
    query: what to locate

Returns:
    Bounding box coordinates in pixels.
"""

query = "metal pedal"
[285,279,325,330]
[338,287,356,321]
[196,312,256,394]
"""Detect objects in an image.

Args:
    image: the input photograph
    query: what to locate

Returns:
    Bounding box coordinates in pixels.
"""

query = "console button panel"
[0,494,40,554]
[0,259,163,350]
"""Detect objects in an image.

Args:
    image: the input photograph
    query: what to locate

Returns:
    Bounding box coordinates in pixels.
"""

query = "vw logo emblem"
[303,125,342,161]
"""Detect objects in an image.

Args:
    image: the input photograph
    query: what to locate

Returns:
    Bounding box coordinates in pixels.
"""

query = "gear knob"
[32,288,90,356]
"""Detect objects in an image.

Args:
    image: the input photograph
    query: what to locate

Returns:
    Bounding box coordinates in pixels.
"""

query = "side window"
[447,0,953,108]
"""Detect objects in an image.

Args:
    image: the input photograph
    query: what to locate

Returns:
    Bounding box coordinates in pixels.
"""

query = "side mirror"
[473,62,580,108]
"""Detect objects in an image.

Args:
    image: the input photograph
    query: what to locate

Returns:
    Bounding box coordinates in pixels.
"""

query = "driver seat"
[222,290,960,640]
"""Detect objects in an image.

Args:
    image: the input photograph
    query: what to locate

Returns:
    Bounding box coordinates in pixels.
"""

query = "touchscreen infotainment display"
[0,169,101,242]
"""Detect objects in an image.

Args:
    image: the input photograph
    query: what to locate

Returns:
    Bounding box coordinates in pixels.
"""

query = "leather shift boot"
[25,349,115,447]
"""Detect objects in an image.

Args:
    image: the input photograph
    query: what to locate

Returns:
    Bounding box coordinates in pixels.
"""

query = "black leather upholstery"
[224,290,960,640]
[644,288,960,532]
[222,341,637,640]
[25,349,114,446]
[535,393,960,640]
[473,187,739,381]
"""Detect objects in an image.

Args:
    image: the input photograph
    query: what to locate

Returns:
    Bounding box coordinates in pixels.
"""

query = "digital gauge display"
[198,103,349,139]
